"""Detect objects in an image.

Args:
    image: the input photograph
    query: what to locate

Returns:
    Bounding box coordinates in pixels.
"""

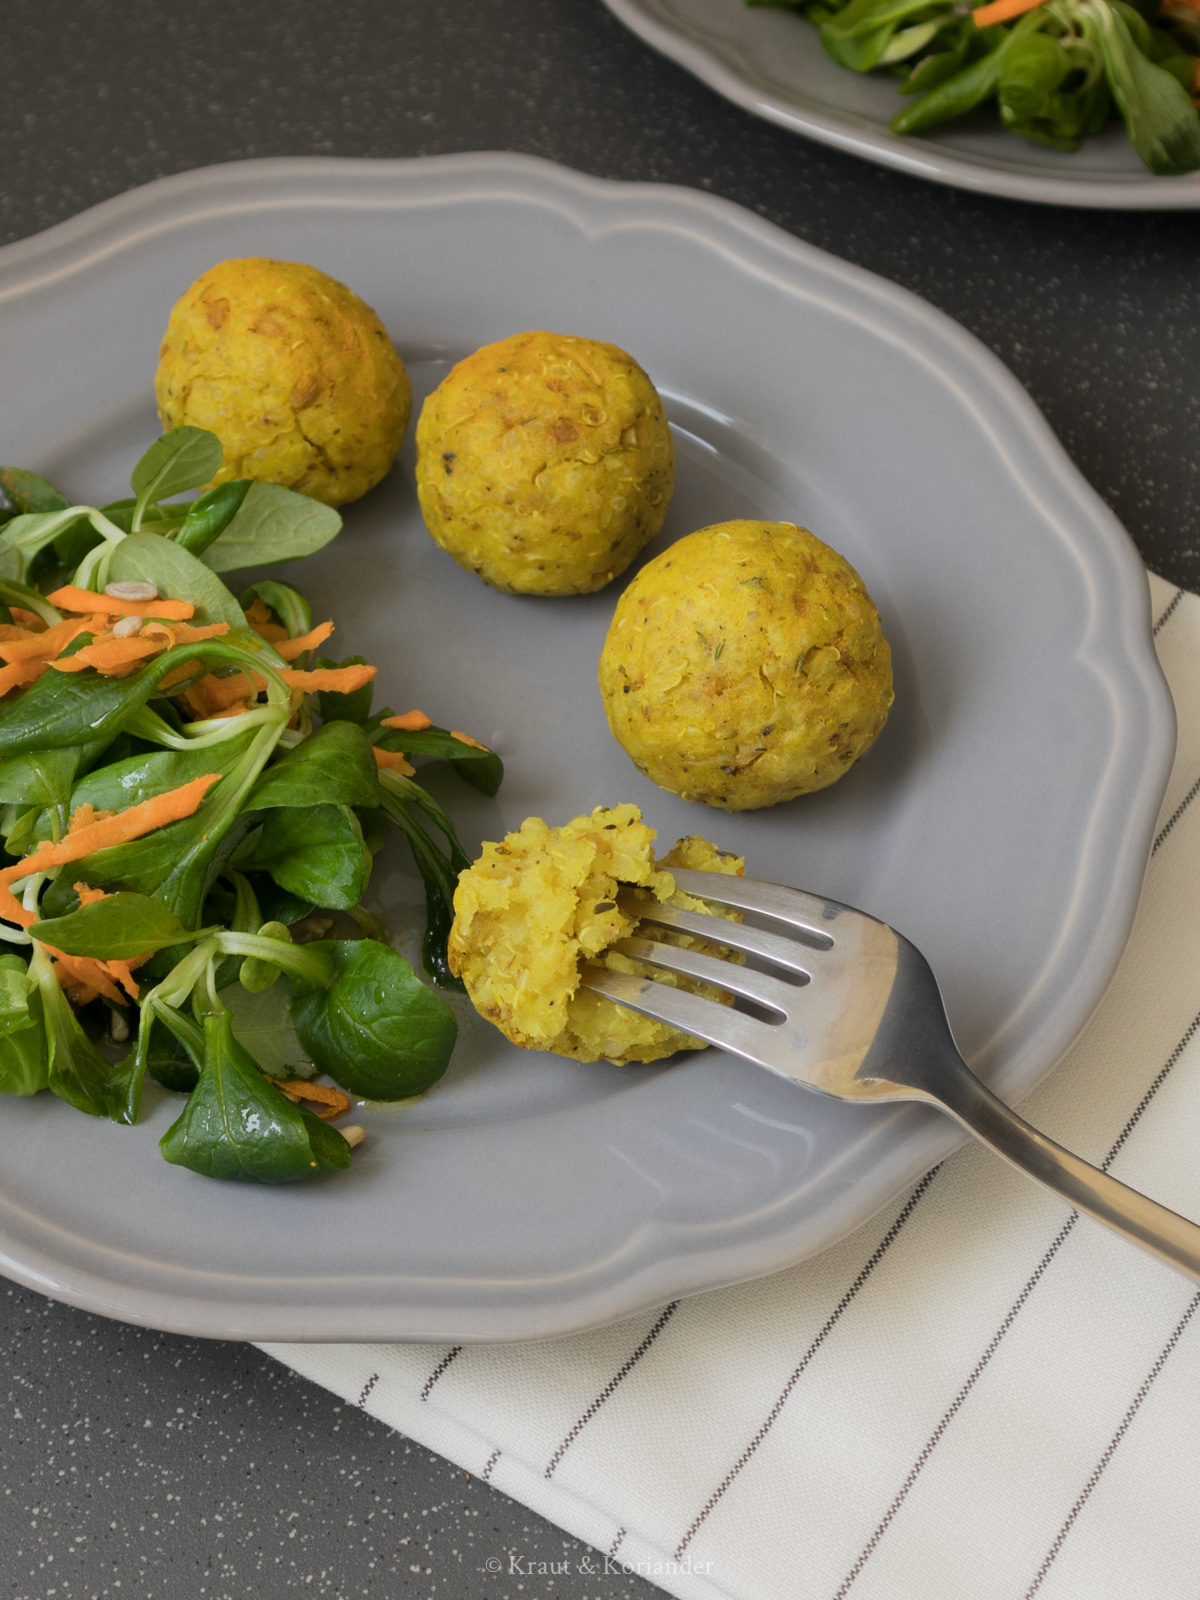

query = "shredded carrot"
[47,585,195,621]
[275,1079,352,1120]
[169,621,230,645]
[47,946,127,1006]
[68,804,116,833]
[50,636,163,674]
[0,615,95,664]
[50,620,228,678]
[73,883,110,906]
[9,608,47,632]
[0,613,112,691]
[207,700,252,720]
[0,774,221,930]
[182,671,258,718]
[105,958,142,1003]
[55,971,100,1006]
[373,747,416,776]
[449,730,490,751]
[279,663,376,694]
[275,619,335,661]
[243,598,291,643]
[0,659,48,698]
[382,710,432,732]
[972,0,1042,26]
[182,658,375,717]
[158,659,201,691]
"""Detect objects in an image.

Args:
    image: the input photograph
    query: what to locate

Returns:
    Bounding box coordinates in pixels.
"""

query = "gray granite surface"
[0,0,1196,1595]
[1,1281,653,1598]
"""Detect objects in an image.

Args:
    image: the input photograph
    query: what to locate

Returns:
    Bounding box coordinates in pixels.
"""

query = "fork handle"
[922,1064,1200,1283]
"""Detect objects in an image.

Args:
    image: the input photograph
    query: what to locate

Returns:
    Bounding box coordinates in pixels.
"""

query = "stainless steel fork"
[581,868,1200,1283]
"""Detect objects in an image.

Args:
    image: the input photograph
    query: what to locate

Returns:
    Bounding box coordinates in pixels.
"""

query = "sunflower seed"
[105,580,159,602]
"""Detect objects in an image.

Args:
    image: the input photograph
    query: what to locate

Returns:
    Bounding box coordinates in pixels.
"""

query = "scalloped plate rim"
[0,152,1175,1341]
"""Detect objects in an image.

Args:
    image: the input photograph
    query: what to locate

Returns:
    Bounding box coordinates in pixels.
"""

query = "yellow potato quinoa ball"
[155,257,411,508]
[448,804,743,1064]
[598,520,893,810]
[415,330,675,595]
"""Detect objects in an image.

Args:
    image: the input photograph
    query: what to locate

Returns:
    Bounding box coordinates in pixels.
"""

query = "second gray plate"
[0,153,1174,1341]
[604,0,1200,208]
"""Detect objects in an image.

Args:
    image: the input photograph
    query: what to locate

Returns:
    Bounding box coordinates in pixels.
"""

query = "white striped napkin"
[262,570,1200,1600]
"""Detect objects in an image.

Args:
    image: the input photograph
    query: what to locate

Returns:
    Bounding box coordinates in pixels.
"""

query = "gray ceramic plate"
[0,154,1173,1341]
[604,0,1200,208]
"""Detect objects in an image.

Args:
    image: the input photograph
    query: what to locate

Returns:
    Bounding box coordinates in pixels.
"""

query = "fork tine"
[668,868,839,944]
[617,895,817,978]
[613,936,799,1016]
[580,965,791,1068]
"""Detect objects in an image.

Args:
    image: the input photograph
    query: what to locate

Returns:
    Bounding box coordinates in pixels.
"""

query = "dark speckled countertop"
[0,1,1196,1595]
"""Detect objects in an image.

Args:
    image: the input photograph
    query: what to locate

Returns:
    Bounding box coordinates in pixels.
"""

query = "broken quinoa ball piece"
[155,256,411,508]
[447,804,743,1064]
[414,330,675,595]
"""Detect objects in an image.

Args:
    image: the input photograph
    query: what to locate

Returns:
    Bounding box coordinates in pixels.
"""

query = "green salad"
[751,0,1200,173]
[0,426,501,1184]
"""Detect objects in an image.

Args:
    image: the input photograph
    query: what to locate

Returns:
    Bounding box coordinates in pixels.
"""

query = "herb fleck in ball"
[155,257,411,508]
[598,520,894,810]
[415,331,675,595]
